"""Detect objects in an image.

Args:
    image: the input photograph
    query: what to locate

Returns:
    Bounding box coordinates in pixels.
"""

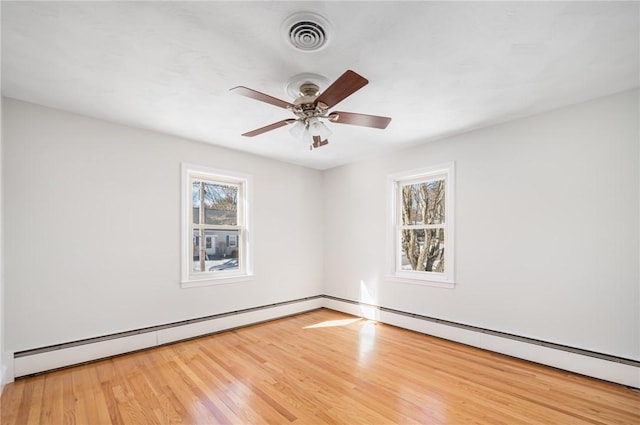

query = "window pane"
[192,182,200,224]
[192,229,200,261]
[401,228,445,272]
[401,184,423,225]
[192,229,205,272]
[207,229,240,272]
[192,229,221,271]
[401,228,424,269]
[202,182,238,225]
[401,179,445,225]
[192,229,240,273]
[425,180,445,225]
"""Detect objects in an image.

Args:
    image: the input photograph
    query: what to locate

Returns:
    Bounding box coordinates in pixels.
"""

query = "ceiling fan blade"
[315,70,368,109]
[312,135,329,149]
[242,119,295,137]
[230,86,294,109]
[328,111,392,129]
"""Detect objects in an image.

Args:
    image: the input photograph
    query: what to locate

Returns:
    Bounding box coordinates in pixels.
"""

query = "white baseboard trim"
[14,333,156,378]
[13,296,324,378]
[322,297,640,389]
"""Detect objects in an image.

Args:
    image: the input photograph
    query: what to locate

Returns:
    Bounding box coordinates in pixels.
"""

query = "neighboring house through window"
[181,164,252,287]
[387,163,455,287]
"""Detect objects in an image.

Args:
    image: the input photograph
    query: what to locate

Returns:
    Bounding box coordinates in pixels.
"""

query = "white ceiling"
[2,1,639,170]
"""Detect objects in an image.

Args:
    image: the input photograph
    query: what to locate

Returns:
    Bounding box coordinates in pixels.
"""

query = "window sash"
[191,227,245,275]
[189,178,243,278]
[191,179,242,226]
[182,164,252,286]
[395,226,446,274]
[398,224,445,230]
[396,177,447,275]
[387,163,454,286]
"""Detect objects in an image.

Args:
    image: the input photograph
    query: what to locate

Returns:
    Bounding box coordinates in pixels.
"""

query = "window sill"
[181,274,255,288]
[385,274,455,289]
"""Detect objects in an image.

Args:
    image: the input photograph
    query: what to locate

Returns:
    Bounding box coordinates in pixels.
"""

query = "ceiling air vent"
[282,12,331,52]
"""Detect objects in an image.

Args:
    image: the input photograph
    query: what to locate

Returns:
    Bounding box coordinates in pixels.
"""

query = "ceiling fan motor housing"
[291,88,328,121]
[291,99,328,122]
[298,83,320,97]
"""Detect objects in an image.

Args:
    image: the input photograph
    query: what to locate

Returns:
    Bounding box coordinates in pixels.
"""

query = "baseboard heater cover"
[322,295,640,389]
[13,295,324,378]
[11,294,640,389]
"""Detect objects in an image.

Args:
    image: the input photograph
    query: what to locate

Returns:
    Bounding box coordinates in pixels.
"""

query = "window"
[182,164,252,287]
[387,163,454,287]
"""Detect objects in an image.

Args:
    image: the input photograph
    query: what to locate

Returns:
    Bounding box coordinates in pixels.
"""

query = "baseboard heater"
[11,294,640,389]
[13,295,325,378]
[322,295,640,389]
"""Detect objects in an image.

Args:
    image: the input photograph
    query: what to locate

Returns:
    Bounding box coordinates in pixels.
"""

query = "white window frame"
[181,163,253,288]
[386,162,455,288]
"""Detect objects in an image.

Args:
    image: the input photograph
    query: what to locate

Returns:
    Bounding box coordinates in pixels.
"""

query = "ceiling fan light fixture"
[289,120,307,139]
[308,117,332,140]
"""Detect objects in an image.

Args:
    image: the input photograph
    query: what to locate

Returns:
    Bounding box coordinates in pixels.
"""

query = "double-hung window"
[181,164,252,287]
[388,163,454,287]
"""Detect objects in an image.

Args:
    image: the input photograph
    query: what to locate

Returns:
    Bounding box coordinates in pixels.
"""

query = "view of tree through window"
[191,180,241,274]
[400,178,446,273]
[192,182,238,225]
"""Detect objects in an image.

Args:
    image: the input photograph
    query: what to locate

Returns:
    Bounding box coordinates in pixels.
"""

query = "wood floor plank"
[2,308,639,424]
[40,373,65,425]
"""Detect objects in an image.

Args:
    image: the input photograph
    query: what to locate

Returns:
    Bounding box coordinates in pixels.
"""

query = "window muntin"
[182,164,251,286]
[389,164,454,286]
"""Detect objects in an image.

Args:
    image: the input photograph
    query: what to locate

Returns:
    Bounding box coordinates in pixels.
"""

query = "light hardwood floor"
[1,308,639,424]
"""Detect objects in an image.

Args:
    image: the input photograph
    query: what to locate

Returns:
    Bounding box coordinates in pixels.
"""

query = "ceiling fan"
[230,70,392,150]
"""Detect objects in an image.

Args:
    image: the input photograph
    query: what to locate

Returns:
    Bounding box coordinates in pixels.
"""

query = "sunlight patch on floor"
[358,321,377,364]
[304,318,362,329]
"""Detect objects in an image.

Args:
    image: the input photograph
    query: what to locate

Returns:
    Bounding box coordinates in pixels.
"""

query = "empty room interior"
[0,1,639,424]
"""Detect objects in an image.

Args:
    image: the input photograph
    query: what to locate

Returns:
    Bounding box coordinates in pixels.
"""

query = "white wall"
[3,98,324,353]
[323,89,640,361]
[0,74,6,391]
[0,2,7,391]
[2,89,638,382]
